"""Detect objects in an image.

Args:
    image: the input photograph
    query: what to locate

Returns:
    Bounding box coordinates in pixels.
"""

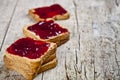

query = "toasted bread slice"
[38,58,57,73]
[4,54,57,80]
[42,53,56,64]
[4,37,57,80]
[29,4,69,22]
[23,20,70,46]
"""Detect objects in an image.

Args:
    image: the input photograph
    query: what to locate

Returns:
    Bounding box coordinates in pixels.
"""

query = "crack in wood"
[74,64,81,74]
[115,0,119,6]
[84,65,88,80]
[73,0,78,31]
[75,50,78,64]
[73,0,80,51]
[93,56,95,80]
[65,58,70,80]
[75,50,79,79]
[74,63,82,80]
[78,34,80,50]
[74,65,78,80]
[41,73,44,80]
[80,62,83,75]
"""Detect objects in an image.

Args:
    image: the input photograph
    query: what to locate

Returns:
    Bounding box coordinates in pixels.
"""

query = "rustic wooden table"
[0,0,120,80]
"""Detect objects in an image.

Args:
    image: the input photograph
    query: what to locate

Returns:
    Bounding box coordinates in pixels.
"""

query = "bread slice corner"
[38,58,58,74]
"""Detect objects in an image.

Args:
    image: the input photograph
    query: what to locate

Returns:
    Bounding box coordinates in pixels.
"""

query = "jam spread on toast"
[7,38,50,59]
[33,4,67,19]
[27,20,68,39]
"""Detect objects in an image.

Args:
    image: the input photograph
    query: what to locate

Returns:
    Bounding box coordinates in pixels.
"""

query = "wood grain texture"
[0,0,120,80]
[0,0,18,51]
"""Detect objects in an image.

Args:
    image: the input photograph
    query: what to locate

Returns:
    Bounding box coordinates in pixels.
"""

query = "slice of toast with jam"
[4,37,57,80]
[29,4,69,22]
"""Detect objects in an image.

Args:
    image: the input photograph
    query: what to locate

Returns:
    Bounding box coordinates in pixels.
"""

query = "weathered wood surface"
[0,0,120,80]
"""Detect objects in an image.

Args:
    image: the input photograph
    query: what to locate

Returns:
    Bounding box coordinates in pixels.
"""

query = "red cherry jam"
[7,38,50,59]
[27,20,68,39]
[34,4,67,19]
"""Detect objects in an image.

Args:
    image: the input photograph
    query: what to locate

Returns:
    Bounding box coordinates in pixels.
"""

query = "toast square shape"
[23,20,70,46]
[29,4,69,22]
[4,37,57,80]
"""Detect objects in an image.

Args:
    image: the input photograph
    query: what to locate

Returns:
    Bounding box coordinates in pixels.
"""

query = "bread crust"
[29,9,69,22]
[42,53,56,64]
[4,41,57,80]
[4,55,57,80]
[38,58,57,73]
[23,24,70,46]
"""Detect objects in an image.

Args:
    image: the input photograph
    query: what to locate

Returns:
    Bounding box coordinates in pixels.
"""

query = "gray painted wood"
[0,0,120,80]
[0,0,18,51]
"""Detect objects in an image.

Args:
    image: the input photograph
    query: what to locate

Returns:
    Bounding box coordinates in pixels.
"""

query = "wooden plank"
[75,0,120,80]
[0,0,55,80]
[0,0,18,51]
[0,0,120,80]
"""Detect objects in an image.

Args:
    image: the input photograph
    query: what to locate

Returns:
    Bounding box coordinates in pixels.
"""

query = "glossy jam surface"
[34,4,67,18]
[7,38,50,59]
[28,20,68,39]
